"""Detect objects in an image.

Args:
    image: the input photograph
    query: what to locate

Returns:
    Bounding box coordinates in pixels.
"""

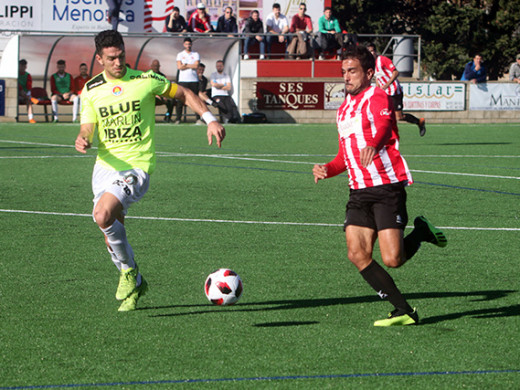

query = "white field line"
[1,140,519,180]
[0,208,519,231]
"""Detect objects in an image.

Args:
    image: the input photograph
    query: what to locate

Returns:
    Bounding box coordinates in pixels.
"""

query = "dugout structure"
[0,33,241,122]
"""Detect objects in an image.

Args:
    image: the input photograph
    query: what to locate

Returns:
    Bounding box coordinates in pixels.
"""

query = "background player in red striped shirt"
[367,43,426,137]
[313,45,447,326]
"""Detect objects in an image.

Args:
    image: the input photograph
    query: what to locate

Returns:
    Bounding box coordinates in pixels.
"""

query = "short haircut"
[251,10,259,15]
[80,63,87,67]
[95,30,125,56]
[342,45,375,73]
[173,6,180,12]
[216,59,224,64]
[19,59,27,65]
[57,59,66,65]
[300,3,307,9]
[273,3,280,9]
[324,7,332,12]
[199,63,205,68]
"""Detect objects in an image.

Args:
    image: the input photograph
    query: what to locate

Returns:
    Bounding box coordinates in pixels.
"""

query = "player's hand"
[360,146,376,167]
[313,164,328,183]
[75,135,91,154]
[207,121,226,148]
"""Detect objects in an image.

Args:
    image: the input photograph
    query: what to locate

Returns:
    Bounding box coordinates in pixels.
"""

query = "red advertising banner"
[256,82,324,110]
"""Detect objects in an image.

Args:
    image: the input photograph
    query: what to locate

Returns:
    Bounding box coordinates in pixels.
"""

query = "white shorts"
[92,163,150,216]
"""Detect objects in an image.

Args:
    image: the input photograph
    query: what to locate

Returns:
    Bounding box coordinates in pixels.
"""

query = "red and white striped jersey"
[375,55,402,96]
[324,86,413,190]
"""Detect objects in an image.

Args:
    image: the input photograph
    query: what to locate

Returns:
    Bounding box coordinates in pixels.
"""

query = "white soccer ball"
[204,268,243,306]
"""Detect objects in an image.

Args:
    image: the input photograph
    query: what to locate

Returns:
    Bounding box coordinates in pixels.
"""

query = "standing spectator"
[18,59,36,124]
[165,6,187,33]
[312,45,447,327]
[150,59,175,123]
[210,60,240,123]
[188,3,213,33]
[317,7,343,60]
[508,54,520,83]
[367,43,426,136]
[242,10,265,60]
[265,3,289,58]
[216,7,238,36]
[107,0,123,30]
[73,63,90,122]
[461,53,487,83]
[174,37,201,124]
[50,59,78,123]
[287,3,313,59]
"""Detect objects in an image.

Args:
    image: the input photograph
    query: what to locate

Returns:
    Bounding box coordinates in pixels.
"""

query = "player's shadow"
[144,289,518,324]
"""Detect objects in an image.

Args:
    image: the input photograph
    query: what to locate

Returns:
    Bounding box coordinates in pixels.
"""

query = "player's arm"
[382,69,399,90]
[313,135,347,183]
[162,83,226,147]
[75,123,95,154]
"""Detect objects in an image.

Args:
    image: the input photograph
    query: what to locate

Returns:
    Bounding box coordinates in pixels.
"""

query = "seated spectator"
[188,3,213,33]
[509,54,520,83]
[317,7,342,60]
[150,59,175,123]
[216,7,238,36]
[243,10,265,60]
[287,3,313,59]
[18,59,36,123]
[461,54,487,83]
[165,6,187,33]
[265,3,289,58]
[73,63,90,122]
[210,60,241,123]
[50,59,79,123]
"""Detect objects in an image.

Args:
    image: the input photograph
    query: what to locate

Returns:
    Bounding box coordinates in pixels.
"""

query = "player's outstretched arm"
[75,123,95,154]
[312,164,328,183]
[164,84,226,147]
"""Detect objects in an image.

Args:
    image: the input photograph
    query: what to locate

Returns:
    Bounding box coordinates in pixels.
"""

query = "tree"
[332,0,520,80]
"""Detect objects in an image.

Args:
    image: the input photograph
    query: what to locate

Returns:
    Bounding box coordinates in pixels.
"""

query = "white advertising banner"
[469,83,520,110]
[402,82,466,111]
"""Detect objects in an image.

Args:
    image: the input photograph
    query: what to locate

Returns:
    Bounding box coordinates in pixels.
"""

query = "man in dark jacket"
[242,10,265,60]
[165,6,187,33]
[216,7,237,36]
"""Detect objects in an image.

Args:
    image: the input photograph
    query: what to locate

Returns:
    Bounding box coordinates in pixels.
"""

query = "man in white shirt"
[265,3,289,58]
[175,37,201,124]
[210,60,240,123]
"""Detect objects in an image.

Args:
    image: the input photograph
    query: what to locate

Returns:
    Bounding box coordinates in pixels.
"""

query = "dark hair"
[251,10,259,15]
[184,37,192,43]
[324,7,332,12]
[366,42,376,50]
[57,59,66,65]
[342,45,375,73]
[199,63,205,68]
[80,63,87,67]
[173,6,180,12]
[273,3,280,9]
[19,59,27,65]
[95,30,125,56]
[216,59,224,64]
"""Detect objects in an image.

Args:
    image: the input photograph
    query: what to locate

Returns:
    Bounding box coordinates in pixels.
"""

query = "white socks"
[101,219,136,271]
[72,97,80,121]
[51,100,58,119]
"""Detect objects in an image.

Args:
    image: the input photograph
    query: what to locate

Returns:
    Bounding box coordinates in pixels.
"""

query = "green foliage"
[332,0,520,80]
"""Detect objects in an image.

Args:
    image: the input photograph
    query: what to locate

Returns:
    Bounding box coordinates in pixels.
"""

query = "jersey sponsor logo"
[380,108,391,116]
[86,74,106,91]
[99,100,140,118]
[338,114,362,139]
[129,73,166,82]
[112,86,123,96]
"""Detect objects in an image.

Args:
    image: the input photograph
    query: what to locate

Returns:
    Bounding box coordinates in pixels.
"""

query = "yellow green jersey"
[81,67,175,174]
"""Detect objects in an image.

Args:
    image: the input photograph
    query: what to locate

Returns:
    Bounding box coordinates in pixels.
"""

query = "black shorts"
[344,182,408,231]
[390,93,404,111]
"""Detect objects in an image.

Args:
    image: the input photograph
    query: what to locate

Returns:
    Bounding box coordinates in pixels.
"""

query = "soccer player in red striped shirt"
[367,43,426,137]
[313,45,447,326]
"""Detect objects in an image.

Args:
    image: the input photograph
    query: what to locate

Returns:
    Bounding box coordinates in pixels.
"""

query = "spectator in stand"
[242,10,265,60]
[461,53,487,83]
[317,7,343,60]
[216,7,238,36]
[210,60,240,123]
[175,37,201,124]
[18,59,36,123]
[150,59,175,123]
[165,6,187,33]
[73,63,90,122]
[287,3,313,60]
[50,59,78,123]
[265,3,289,58]
[107,0,123,30]
[508,54,520,83]
[188,2,213,33]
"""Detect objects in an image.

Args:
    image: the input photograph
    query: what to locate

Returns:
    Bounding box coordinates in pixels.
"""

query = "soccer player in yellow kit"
[75,30,225,312]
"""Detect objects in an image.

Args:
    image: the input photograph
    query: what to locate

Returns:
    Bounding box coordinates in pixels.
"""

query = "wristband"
[202,111,217,124]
